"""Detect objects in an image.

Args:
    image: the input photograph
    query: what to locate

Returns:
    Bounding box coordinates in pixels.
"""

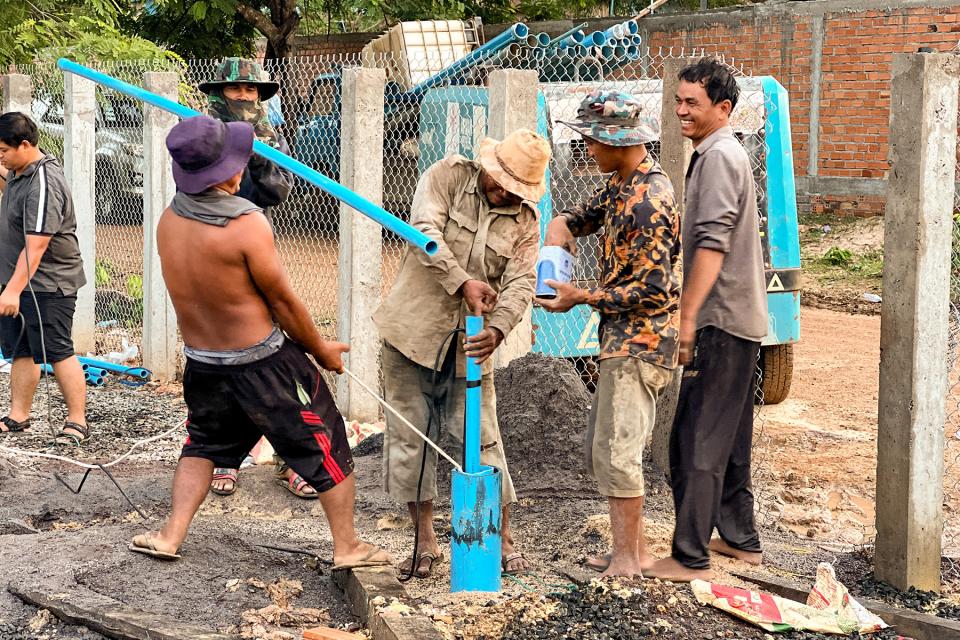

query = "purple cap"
[166,116,254,194]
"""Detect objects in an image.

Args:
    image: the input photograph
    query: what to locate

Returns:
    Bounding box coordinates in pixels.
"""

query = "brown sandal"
[399,550,443,578]
[0,416,31,433]
[53,421,89,445]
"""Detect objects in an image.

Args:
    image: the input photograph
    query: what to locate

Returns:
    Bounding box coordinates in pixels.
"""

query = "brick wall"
[292,32,379,57]
[292,0,960,217]
[639,0,960,217]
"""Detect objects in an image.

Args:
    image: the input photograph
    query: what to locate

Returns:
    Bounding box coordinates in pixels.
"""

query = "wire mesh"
[371,43,790,532]
[942,97,960,581]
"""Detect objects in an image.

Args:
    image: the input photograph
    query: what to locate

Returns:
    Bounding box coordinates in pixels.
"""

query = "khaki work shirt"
[374,156,540,376]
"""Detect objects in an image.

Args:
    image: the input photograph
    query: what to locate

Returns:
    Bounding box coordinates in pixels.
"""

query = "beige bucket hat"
[478,129,551,202]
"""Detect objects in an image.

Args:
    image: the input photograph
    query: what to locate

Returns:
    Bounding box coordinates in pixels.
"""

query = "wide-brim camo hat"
[478,129,552,202]
[198,57,280,101]
[558,90,659,147]
[167,116,255,194]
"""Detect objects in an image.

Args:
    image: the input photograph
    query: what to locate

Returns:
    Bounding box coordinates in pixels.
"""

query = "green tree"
[133,1,260,59]
[0,0,178,67]
[148,0,304,60]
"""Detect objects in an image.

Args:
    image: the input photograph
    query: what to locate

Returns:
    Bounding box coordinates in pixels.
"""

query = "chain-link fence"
[942,99,960,581]
[17,48,782,499]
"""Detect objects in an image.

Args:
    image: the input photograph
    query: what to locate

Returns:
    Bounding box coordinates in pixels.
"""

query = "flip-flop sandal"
[502,551,531,576]
[128,533,181,560]
[0,416,31,433]
[210,468,239,496]
[332,547,393,571]
[281,472,318,500]
[53,421,89,445]
[399,550,443,578]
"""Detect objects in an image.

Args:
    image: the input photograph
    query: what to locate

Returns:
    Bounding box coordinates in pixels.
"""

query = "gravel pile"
[469,579,914,640]
[856,574,960,620]
[495,354,592,493]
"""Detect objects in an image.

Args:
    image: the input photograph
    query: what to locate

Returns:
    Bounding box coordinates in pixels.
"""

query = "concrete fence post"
[488,69,539,369]
[64,73,97,355]
[336,67,385,423]
[1,74,32,116]
[649,57,695,479]
[874,52,959,592]
[141,72,179,380]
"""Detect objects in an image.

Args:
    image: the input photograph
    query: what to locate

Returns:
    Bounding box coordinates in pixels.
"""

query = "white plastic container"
[535,246,575,299]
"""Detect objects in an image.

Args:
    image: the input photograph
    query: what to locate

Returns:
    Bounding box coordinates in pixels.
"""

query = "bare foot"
[643,557,713,582]
[586,553,654,573]
[600,553,645,580]
[333,541,394,570]
[709,538,762,565]
[585,553,611,572]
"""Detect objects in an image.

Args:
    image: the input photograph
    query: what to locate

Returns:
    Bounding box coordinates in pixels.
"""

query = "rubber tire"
[756,343,793,405]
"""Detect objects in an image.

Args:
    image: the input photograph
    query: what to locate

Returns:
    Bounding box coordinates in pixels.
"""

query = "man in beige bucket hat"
[374,128,550,579]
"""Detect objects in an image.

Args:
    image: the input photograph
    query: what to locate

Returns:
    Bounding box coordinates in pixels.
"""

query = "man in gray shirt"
[647,59,767,582]
[0,112,89,443]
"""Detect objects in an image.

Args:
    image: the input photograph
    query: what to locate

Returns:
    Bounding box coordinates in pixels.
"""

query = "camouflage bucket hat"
[558,90,659,147]
[198,58,280,100]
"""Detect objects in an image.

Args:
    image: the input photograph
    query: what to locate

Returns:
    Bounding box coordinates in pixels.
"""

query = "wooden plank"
[731,570,960,640]
[304,626,365,640]
[331,567,444,640]
[9,585,239,640]
[633,0,672,21]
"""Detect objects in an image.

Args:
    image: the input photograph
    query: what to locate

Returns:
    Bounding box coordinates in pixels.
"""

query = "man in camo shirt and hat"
[198,58,300,498]
[540,90,682,579]
[199,57,293,223]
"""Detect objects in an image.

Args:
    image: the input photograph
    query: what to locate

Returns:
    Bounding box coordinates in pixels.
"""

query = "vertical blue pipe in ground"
[463,315,483,474]
[450,315,502,592]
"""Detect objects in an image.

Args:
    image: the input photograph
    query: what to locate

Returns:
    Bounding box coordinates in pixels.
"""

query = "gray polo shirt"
[683,126,767,342]
[0,154,86,295]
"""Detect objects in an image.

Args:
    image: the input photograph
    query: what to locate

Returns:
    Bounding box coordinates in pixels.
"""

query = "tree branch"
[235,2,278,40]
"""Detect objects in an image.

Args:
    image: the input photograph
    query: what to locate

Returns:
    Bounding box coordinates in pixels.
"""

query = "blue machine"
[417,76,802,401]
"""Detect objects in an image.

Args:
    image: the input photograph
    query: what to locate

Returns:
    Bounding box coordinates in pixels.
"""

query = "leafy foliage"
[0,0,179,66]
[300,0,611,37]
[133,0,259,59]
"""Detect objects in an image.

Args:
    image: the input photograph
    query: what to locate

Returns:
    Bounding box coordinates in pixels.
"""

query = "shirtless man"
[128,115,389,570]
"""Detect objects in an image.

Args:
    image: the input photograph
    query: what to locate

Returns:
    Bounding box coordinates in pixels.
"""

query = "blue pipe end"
[589,31,607,46]
[450,465,502,593]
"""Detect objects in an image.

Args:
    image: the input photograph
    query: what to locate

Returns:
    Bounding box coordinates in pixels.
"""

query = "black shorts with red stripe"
[180,339,353,493]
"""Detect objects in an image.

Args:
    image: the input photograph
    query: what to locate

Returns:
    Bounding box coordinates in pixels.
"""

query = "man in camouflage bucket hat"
[557,89,659,147]
[199,58,292,222]
[199,58,299,499]
[540,90,682,579]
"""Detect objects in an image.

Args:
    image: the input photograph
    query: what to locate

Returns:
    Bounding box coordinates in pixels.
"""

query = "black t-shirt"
[0,154,86,294]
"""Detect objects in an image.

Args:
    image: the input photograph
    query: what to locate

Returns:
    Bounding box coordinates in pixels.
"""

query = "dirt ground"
[798,215,884,316]
[1,301,942,639]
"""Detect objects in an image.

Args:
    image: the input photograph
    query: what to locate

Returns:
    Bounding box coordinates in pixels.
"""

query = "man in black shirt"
[0,112,89,443]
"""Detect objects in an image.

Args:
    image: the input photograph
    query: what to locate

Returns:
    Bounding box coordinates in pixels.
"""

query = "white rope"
[0,419,186,470]
[342,366,463,473]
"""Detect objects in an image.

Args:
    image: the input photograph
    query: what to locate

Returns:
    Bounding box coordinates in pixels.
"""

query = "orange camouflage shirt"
[562,155,682,367]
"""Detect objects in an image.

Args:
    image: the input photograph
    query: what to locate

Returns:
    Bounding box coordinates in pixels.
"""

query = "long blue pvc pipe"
[558,31,586,48]
[464,315,483,473]
[402,24,529,102]
[549,23,588,46]
[56,58,437,257]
